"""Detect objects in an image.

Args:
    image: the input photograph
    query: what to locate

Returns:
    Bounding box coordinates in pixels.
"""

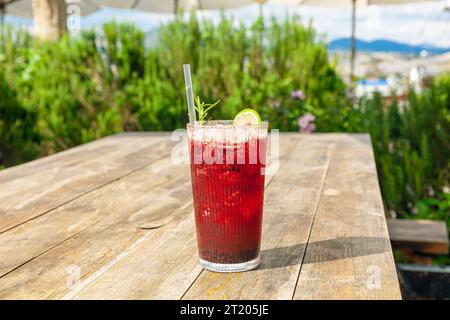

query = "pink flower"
[298,117,309,128]
[291,89,305,100]
[298,113,316,133]
[300,123,316,133]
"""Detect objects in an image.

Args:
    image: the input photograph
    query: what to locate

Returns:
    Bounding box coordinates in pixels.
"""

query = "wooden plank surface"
[293,134,401,300]
[0,153,189,298]
[0,133,170,234]
[69,135,300,300]
[0,133,401,300]
[0,133,298,299]
[387,219,449,255]
[0,135,175,278]
[182,137,332,299]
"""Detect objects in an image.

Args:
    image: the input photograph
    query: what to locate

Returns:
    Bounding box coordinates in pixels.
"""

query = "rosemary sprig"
[194,96,221,124]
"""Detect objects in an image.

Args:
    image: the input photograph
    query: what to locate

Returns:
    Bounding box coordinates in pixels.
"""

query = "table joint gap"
[0,143,172,235]
[291,142,334,299]
[180,269,205,300]
[0,217,105,280]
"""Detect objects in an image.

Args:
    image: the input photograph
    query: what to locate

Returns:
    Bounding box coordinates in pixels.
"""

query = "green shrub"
[0,18,448,256]
[0,70,38,166]
[355,74,450,218]
[1,15,349,160]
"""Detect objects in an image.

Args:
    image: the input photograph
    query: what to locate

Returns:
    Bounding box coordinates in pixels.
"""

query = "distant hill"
[328,38,450,55]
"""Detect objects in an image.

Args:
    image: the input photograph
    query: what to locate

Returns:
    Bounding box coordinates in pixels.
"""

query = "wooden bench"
[387,219,449,255]
[0,133,401,299]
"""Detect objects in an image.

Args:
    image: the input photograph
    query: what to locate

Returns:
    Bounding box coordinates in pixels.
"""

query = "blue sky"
[5,1,450,47]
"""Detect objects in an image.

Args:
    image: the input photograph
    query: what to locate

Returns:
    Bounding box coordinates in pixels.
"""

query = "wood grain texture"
[0,134,169,234]
[0,134,299,299]
[0,133,401,300]
[182,137,332,300]
[0,137,176,279]
[388,219,449,255]
[67,135,300,300]
[293,134,401,300]
[0,155,190,299]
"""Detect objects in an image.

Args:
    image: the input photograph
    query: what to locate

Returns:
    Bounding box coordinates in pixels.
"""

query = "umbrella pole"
[349,0,356,100]
[0,0,4,35]
[174,0,179,16]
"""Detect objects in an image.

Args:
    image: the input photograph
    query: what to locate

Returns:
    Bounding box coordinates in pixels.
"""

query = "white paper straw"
[183,64,197,124]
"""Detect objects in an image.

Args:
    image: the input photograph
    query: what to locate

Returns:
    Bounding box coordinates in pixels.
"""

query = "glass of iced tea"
[187,120,268,272]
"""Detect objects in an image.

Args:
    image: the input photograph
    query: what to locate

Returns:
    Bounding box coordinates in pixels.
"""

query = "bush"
[0,15,349,160]
[0,70,38,167]
[0,18,448,255]
[355,74,450,219]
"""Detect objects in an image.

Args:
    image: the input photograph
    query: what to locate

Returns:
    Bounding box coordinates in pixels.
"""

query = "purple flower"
[291,89,305,100]
[298,113,316,133]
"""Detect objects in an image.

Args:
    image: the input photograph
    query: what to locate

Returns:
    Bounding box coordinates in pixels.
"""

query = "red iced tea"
[188,121,268,272]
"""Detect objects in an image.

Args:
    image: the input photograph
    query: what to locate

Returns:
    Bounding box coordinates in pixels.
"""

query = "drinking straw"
[183,64,197,124]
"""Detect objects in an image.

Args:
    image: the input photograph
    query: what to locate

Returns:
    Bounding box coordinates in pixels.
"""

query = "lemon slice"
[233,108,262,126]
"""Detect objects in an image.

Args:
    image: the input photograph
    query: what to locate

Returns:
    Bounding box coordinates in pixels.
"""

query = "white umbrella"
[1,0,98,19]
[0,0,256,22]
[94,0,255,14]
[0,0,255,40]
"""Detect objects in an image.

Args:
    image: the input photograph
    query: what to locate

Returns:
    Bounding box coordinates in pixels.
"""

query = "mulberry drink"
[188,121,268,272]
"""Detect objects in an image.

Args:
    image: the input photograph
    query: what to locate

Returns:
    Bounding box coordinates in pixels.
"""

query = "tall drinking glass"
[187,120,268,272]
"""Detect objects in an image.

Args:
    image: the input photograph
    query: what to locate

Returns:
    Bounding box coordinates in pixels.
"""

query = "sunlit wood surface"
[0,133,401,300]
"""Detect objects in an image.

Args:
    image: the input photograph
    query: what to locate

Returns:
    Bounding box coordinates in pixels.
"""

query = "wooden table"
[0,133,401,300]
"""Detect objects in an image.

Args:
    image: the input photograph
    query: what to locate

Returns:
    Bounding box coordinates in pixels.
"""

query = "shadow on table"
[259,236,390,270]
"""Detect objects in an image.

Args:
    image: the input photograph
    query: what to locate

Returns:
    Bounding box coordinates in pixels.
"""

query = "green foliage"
[353,73,450,265]
[393,249,412,264]
[355,73,450,219]
[411,193,449,227]
[0,15,348,159]
[194,96,221,124]
[0,69,38,166]
[411,192,450,266]
[0,18,449,261]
